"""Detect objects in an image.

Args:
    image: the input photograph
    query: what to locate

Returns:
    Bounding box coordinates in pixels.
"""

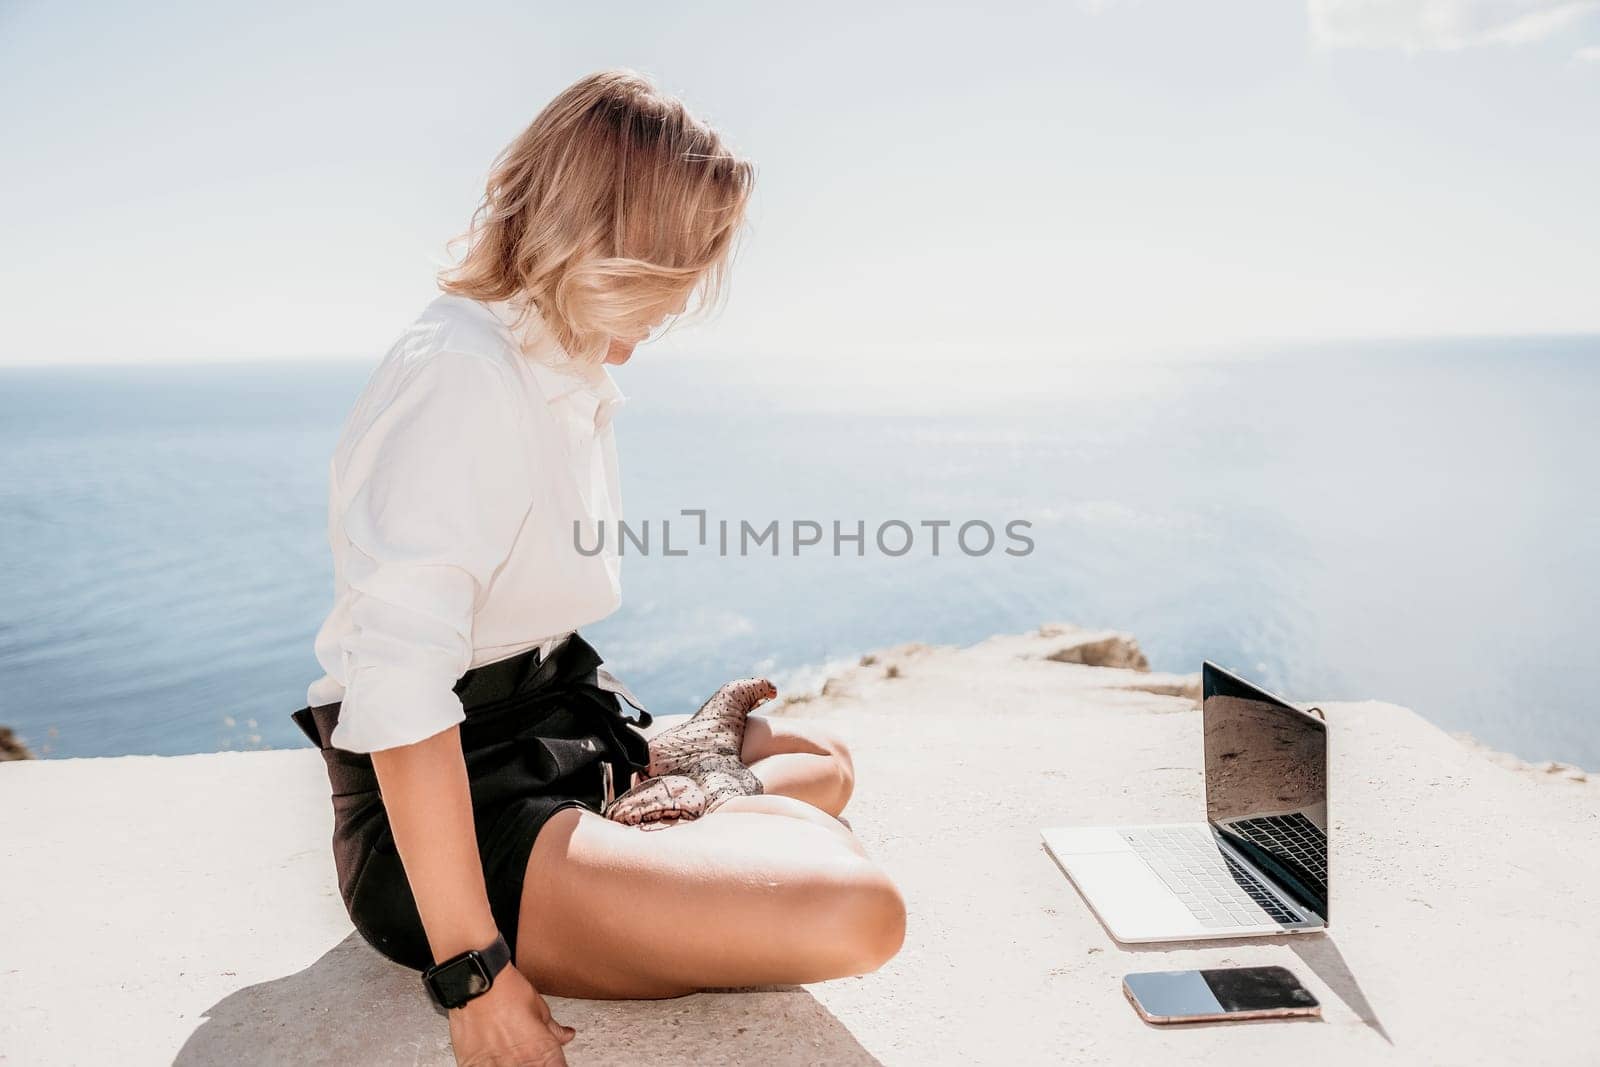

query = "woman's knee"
[697,805,903,977]
[734,735,856,818]
[779,724,854,815]
[818,729,856,811]
[786,858,906,978]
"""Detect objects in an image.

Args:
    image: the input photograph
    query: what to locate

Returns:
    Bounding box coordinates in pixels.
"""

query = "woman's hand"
[449,964,575,1067]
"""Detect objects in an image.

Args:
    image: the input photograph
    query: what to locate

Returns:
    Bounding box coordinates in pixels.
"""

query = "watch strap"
[473,933,513,983]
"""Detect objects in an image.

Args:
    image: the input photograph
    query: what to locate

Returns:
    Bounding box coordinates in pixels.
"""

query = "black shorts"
[292,633,652,971]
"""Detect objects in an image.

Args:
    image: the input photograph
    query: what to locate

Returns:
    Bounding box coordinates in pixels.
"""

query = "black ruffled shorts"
[292,633,652,971]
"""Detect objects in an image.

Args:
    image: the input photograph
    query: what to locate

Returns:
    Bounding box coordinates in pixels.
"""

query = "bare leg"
[711,793,866,855]
[742,716,855,817]
[517,801,904,999]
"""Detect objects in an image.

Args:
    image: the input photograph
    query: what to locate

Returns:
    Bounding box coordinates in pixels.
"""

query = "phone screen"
[1123,966,1319,1022]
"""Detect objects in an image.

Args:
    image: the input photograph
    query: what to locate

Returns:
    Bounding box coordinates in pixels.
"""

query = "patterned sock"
[604,773,707,827]
[649,677,776,772]
[647,677,776,811]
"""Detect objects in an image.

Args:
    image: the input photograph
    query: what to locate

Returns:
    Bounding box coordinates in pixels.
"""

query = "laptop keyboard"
[1120,826,1303,928]
[1223,813,1329,897]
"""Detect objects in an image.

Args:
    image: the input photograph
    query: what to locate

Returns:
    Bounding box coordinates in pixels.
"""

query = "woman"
[294,70,905,1066]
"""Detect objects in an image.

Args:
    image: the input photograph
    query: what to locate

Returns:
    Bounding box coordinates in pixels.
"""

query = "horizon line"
[3,328,1600,372]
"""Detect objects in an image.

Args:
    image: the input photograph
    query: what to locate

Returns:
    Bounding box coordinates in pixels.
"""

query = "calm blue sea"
[2,338,1596,767]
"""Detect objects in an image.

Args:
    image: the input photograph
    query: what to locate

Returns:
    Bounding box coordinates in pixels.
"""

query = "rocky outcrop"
[0,727,33,762]
[1452,732,1590,782]
[1035,623,1151,671]
[772,624,1200,712]
[1024,624,1198,702]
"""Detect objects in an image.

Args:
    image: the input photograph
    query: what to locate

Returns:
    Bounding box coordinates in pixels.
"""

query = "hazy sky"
[2,0,1597,367]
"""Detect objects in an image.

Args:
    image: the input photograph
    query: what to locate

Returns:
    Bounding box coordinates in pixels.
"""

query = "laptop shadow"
[1122,932,1391,1044]
[173,932,882,1066]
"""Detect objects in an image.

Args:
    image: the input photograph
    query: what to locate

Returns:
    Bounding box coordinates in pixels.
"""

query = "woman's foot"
[647,678,777,812]
[649,678,776,769]
[665,751,762,811]
[604,773,707,828]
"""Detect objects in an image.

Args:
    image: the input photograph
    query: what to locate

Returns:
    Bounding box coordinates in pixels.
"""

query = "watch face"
[460,965,491,997]
[429,953,493,1007]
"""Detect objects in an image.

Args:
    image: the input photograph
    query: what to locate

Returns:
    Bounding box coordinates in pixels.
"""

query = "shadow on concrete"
[175,932,880,1066]
[1289,934,1391,1044]
[1123,933,1390,1044]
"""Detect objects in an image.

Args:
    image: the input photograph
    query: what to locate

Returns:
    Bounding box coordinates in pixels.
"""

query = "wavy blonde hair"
[440,70,755,364]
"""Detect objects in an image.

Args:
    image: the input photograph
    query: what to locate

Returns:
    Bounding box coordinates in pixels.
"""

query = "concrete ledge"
[3,624,1596,1065]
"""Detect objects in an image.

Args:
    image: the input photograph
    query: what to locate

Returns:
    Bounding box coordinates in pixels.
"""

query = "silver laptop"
[1041,662,1328,943]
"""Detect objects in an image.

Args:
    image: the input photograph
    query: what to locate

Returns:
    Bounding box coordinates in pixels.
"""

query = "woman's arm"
[328,351,571,1062]
[370,727,499,958]
[372,727,575,1066]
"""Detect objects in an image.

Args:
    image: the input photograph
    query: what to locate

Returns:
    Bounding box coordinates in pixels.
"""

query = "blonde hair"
[440,70,755,364]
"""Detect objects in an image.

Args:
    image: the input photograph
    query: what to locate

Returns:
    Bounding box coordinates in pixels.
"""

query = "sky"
[1,0,1597,368]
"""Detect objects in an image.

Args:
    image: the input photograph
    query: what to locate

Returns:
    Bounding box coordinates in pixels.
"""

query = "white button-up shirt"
[305,293,626,753]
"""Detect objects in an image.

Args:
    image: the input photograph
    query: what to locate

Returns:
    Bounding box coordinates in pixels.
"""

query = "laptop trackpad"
[1065,850,1198,942]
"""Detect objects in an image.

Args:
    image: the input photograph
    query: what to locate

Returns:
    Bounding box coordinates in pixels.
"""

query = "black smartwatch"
[423,934,513,1009]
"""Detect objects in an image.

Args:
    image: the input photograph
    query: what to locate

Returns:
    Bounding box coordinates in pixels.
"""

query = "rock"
[1112,673,1201,703]
[1450,734,1594,784]
[1042,632,1150,672]
[0,726,34,761]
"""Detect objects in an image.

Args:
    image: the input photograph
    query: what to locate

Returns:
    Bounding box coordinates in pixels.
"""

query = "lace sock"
[604,773,706,827]
[647,677,776,812]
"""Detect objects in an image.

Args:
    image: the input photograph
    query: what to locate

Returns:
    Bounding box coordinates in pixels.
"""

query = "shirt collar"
[484,298,627,428]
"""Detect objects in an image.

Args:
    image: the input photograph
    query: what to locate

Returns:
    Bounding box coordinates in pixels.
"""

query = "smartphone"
[1123,966,1320,1024]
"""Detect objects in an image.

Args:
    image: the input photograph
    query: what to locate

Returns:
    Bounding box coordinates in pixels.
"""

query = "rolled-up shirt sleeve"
[330,351,535,753]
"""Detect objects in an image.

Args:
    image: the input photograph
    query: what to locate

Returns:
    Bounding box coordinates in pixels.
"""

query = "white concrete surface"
[2,624,1596,1065]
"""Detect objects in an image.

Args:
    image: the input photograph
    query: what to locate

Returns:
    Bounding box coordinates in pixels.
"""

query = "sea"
[2,336,1596,768]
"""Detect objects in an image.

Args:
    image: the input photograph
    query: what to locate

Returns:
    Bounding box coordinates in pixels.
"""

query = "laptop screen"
[1202,663,1329,922]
